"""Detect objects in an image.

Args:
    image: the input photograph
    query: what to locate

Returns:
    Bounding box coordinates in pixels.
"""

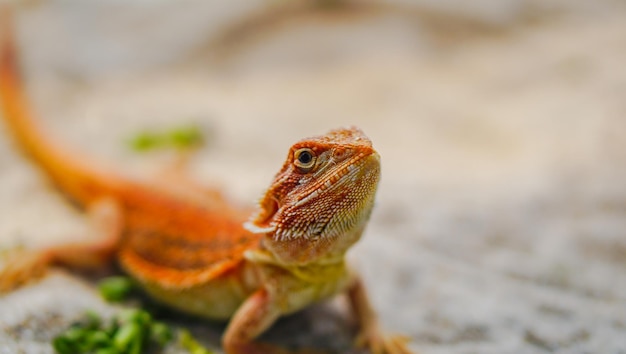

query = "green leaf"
[84,310,103,329]
[129,131,164,151]
[128,125,206,152]
[179,329,214,354]
[150,321,173,347]
[53,299,180,353]
[113,322,142,352]
[52,335,78,354]
[95,348,120,354]
[117,309,151,326]
[168,125,204,148]
[99,276,135,302]
[86,330,111,348]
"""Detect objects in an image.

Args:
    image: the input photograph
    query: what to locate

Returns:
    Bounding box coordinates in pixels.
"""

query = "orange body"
[0,29,263,320]
[0,11,413,353]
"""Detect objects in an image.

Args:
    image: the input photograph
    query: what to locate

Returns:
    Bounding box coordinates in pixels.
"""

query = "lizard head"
[244,126,380,265]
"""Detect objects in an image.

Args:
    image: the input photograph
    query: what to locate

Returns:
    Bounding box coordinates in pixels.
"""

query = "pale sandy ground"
[1,1,626,353]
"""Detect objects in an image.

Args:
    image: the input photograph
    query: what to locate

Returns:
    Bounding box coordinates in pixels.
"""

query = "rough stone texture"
[1,1,626,353]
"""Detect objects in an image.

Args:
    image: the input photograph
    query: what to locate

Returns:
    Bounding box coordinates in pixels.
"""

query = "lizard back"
[0,13,262,286]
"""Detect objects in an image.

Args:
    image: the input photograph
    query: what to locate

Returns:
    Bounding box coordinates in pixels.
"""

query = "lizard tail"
[0,8,118,206]
[0,9,59,168]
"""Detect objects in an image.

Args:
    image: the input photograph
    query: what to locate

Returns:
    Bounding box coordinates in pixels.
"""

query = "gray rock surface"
[1,1,626,353]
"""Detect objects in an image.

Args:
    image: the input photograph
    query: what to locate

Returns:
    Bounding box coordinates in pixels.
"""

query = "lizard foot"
[0,248,51,293]
[355,326,415,354]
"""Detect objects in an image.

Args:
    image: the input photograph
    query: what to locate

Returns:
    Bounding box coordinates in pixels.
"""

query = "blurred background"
[1,0,626,353]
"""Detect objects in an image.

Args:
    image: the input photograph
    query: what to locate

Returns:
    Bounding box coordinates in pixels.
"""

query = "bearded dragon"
[0,12,413,354]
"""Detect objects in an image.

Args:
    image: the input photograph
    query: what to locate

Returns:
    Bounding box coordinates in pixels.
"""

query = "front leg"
[347,276,415,354]
[223,287,288,354]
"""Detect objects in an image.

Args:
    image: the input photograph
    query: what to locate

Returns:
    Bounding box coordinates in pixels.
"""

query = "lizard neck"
[244,247,348,284]
[259,222,368,266]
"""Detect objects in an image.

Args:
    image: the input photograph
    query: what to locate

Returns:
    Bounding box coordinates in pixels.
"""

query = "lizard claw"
[355,325,415,354]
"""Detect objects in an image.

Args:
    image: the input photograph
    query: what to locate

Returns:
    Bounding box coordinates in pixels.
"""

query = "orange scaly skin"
[0,12,413,354]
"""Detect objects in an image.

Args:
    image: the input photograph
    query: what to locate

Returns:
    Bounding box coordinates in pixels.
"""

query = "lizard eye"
[294,148,316,172]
